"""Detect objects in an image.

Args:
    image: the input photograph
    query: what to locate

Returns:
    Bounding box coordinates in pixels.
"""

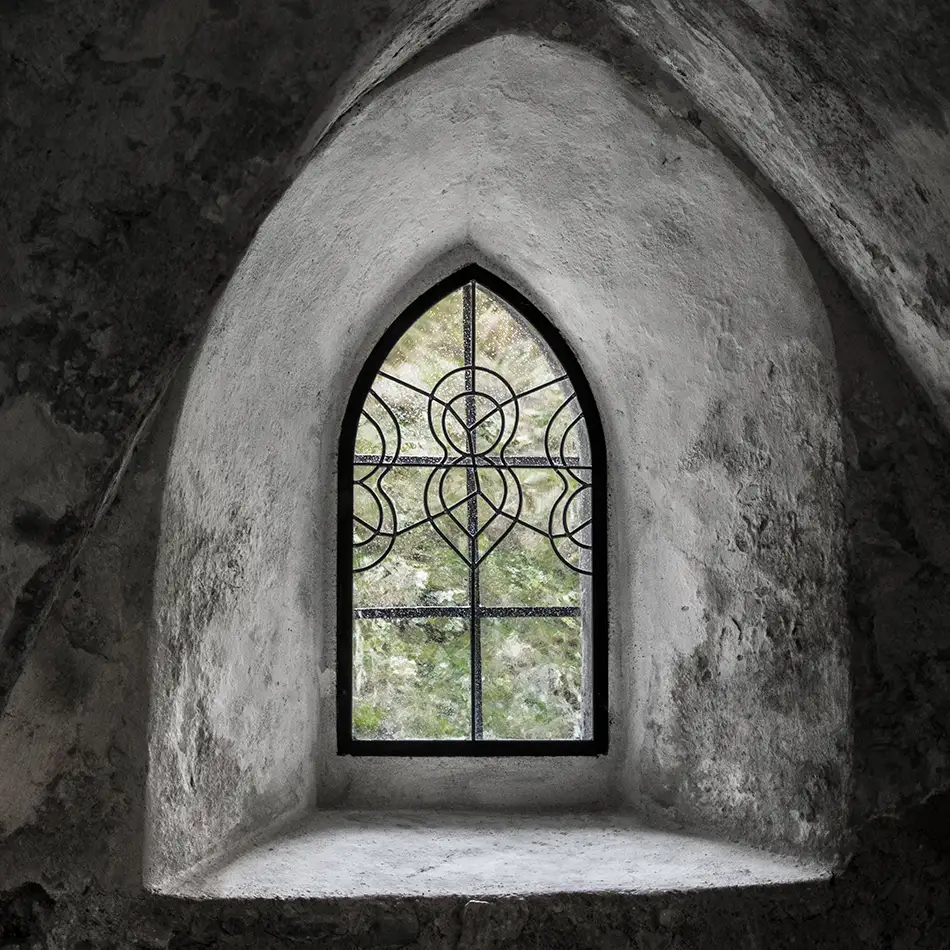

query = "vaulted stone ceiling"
[1,0,948,711]
[607,0,950,425]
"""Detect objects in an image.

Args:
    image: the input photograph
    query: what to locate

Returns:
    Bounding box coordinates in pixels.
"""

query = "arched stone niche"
[145,33,849,892]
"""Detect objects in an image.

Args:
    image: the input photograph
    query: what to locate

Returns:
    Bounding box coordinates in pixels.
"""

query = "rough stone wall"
[0,389,167,893]
[829,238,950,823]
[0,0,486,717]
[2,0,950,946]
[3,0,949,803]
[606,0,950,428]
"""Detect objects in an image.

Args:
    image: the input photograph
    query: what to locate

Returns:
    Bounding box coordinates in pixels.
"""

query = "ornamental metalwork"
[341,271,605,751]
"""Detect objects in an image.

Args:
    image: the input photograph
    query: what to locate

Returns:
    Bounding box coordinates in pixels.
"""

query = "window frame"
[337,265,608,756]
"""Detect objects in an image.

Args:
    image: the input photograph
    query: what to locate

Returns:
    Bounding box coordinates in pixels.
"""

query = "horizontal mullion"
[342,738,603,757]
[354,605,581,619]
[354,454,589,470]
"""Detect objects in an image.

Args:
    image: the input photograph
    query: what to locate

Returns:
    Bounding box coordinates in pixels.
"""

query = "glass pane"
[353,462,474,581]
[479,531,580,608]
[472,466,520,562]
[425,462,472,565]
[353,617,470,739]
[543,398,591,469]
[481,617,583,740]
[367,374,439,458]
[478,467,586,604]
[354,392,399,460]
[354,525,469,609]
[475,286,571,458]
[383,289,462,381]
[352,467,396,573]
[371,290,464,458]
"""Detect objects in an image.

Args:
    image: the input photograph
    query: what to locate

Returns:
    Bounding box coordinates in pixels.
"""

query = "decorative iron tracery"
[338,267,607,756]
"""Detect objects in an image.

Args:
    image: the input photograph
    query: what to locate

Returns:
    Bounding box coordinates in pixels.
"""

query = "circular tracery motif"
[430,365,519,460]
[352,287,595,576]
[344,273,604,747]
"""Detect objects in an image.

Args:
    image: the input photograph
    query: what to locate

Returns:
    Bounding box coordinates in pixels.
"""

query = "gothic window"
[338,268,607,755]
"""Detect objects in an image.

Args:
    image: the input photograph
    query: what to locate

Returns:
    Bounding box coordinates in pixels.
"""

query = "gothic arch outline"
[336,264,610,756]
[144,33,850,889]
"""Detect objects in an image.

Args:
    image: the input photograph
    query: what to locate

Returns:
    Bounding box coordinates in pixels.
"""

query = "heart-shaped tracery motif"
[353,350,593,575]
[346,273,603,746]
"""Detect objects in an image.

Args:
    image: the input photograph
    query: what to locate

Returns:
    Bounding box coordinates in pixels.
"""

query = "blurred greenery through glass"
[351,285,588,741]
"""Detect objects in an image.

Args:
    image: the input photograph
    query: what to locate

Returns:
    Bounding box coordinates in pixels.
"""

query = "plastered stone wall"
[1,2,949,945]
[137,34,849,883]
[3,0,949,856]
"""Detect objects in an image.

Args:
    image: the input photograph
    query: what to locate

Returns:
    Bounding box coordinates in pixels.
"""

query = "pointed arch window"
[338,268,606,755]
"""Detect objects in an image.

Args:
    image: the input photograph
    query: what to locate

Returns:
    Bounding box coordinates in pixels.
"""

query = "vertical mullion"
[463,281,483,740]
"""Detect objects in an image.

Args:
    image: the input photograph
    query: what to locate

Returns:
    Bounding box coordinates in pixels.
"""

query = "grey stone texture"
[173,811,832,898]
[138,31,849,883]
[1,0,949,946]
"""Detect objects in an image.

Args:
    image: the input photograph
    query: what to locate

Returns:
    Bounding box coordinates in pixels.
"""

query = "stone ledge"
[167,810,831,899]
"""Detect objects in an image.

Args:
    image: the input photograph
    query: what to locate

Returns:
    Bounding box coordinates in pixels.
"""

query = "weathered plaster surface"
[143,34,847,880]
[0,0,486,715]
[145,350,321,888]
[177,811,829,899]
[1,0,949,945]
[605,0,950,428]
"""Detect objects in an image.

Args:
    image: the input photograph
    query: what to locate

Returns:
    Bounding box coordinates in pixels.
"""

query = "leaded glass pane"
[481,617,582,740]
[353,617,470,740]
[345,275,601,749]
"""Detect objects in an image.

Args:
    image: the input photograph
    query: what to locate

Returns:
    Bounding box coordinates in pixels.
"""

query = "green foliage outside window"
[351,288,586,741]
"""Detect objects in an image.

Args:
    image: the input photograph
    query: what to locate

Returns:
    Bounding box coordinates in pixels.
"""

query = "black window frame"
[337,265,608,756]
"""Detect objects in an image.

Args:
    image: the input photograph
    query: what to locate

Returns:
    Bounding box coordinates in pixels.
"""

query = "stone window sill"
[169,811,831,899]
